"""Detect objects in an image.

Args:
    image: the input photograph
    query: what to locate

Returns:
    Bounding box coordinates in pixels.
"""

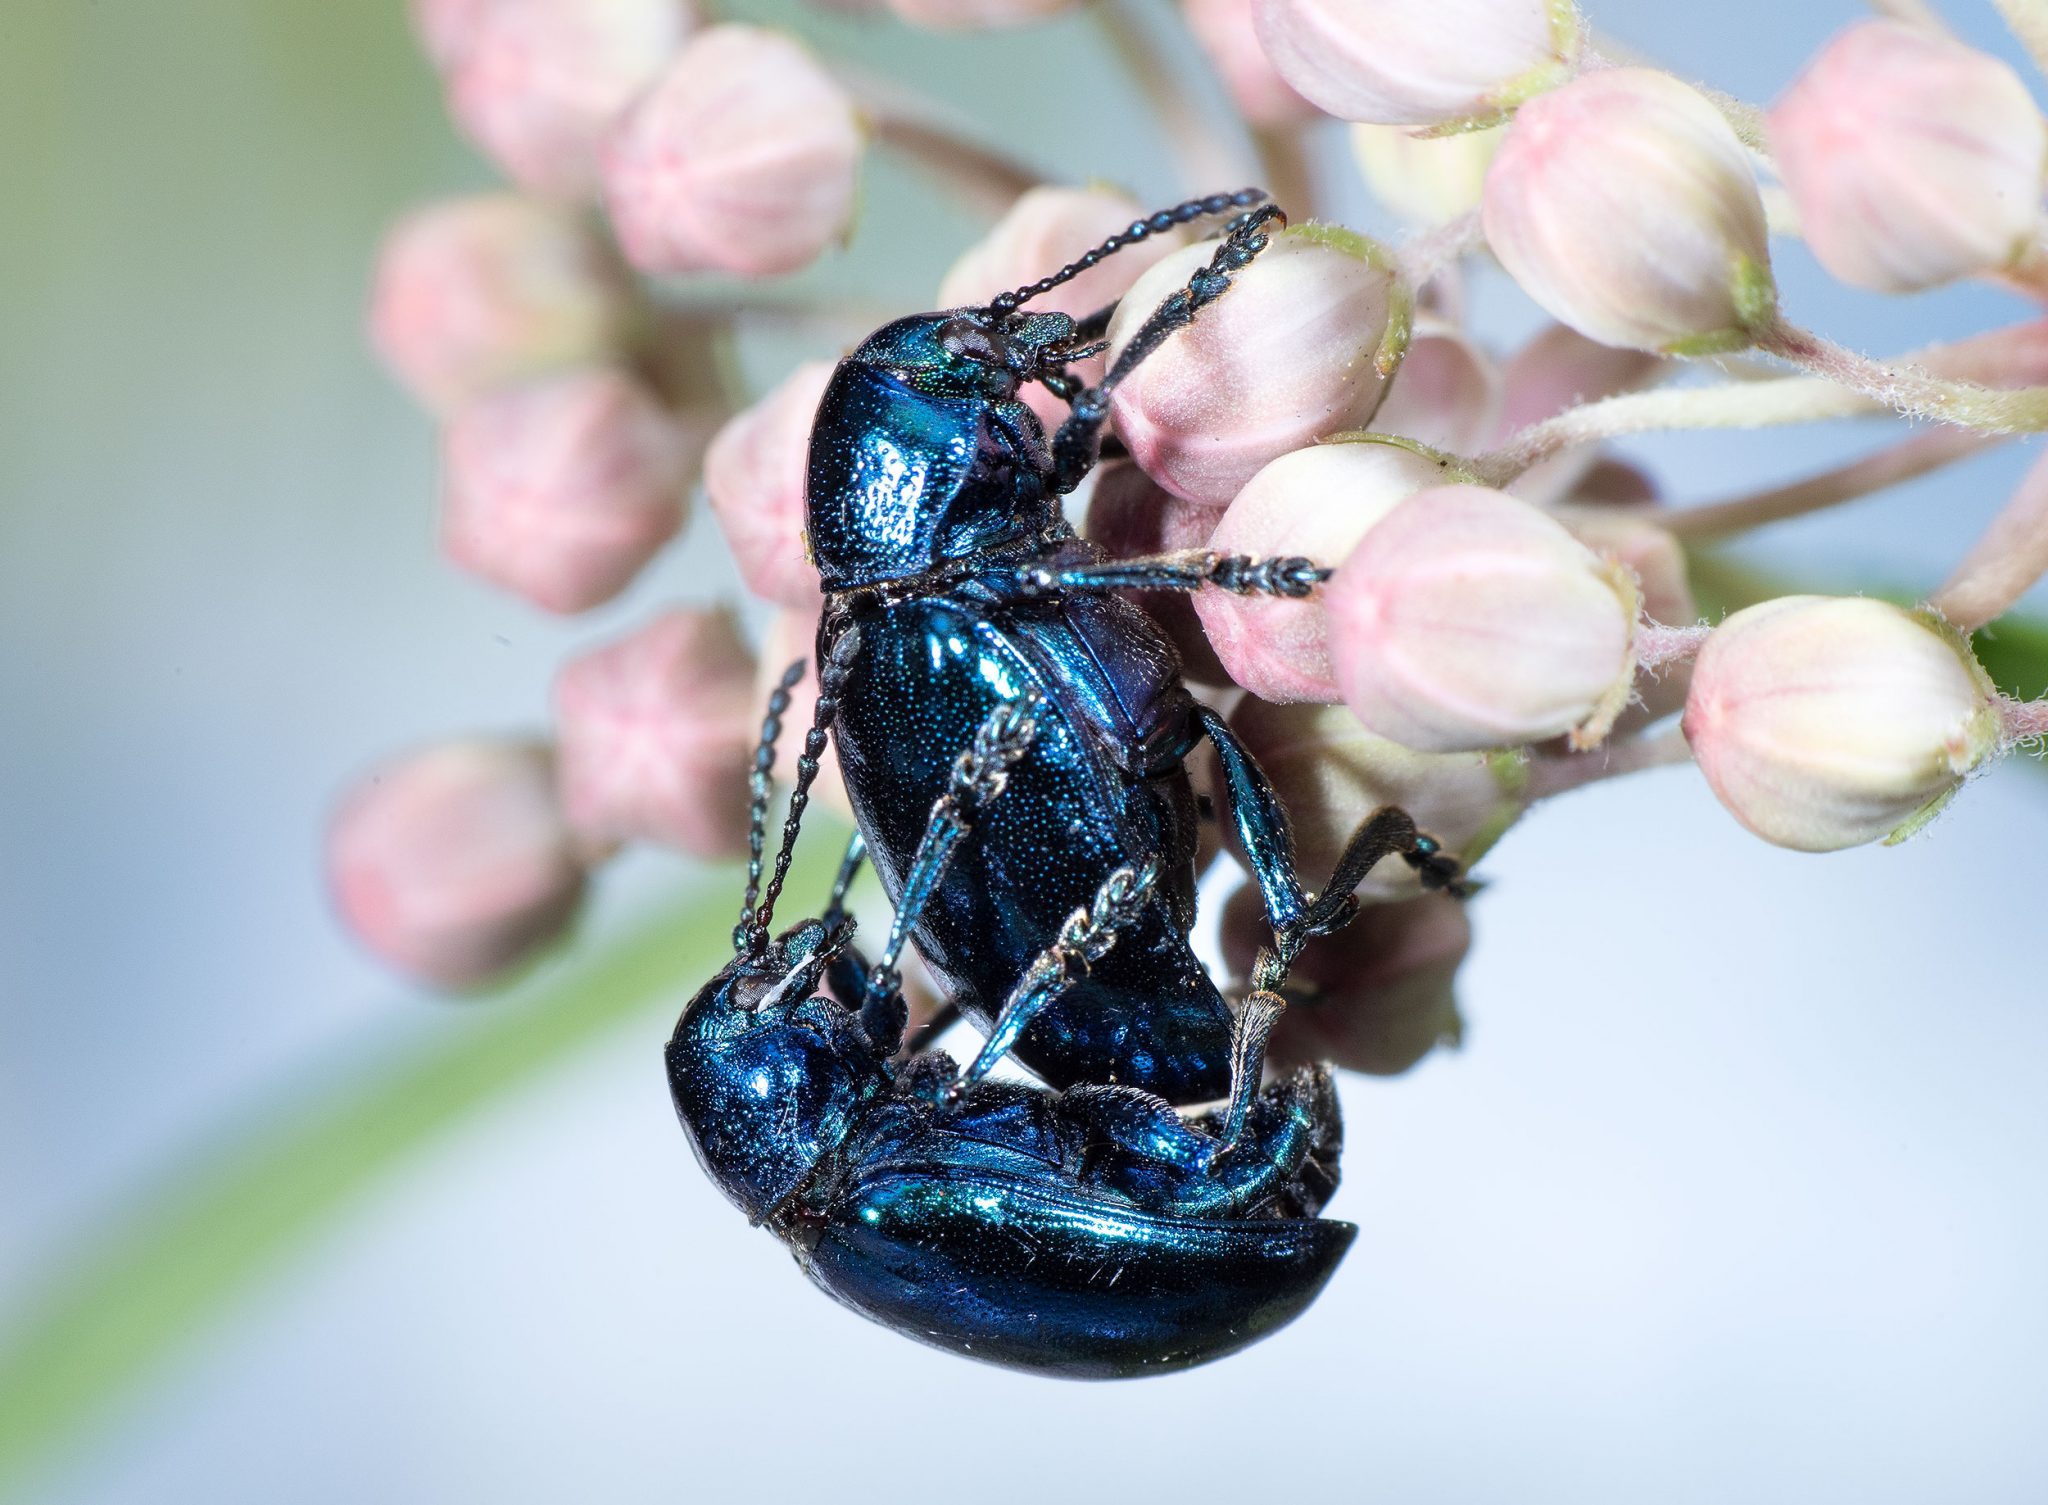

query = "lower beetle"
[670,694,1355,1377]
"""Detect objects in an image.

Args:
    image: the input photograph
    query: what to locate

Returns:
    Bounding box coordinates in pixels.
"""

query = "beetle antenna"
[734,659,807,955]
[987,188,1269,317]
[752,622,862,944]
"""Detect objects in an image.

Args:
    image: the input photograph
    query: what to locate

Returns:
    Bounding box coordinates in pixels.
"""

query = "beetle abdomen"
[795,1164,1356,1378]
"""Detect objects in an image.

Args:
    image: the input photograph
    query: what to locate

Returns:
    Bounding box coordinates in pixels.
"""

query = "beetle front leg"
[1005,550,1327,600]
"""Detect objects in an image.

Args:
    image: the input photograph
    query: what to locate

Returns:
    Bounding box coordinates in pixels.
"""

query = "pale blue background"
[4,1,2046,1501]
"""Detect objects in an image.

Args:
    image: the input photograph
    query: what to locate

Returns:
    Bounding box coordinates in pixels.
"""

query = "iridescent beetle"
[669,689,1354,1377]
[779,189,1464,1107]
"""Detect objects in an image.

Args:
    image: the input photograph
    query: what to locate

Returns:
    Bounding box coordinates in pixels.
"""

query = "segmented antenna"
[734,659,807,955]
[750,623,863,945]
[986,188,1268,317]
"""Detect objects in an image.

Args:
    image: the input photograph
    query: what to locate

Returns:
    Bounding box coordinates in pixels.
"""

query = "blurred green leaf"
[0,836,839,1501]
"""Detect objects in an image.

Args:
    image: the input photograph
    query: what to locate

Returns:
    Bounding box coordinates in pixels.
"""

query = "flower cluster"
[339,0,2048,1085]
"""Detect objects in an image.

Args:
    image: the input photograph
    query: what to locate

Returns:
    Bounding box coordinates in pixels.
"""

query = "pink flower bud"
[1082,463,1231,686]
[441,367,690,613]
[1553,501,1692,727]
[1328,484,1640,751]
[1682,597,2002,851]
[411,0,496,67]
[1368,317,1503,454]
[1220,884,1469,1076]
[885,0,1078,27]
[1106,225,1395,506]
[1251,0,1582,127]
[1182,0,1316,128]
[758,611,854,821]
[1770,21,2048,293]
[703,362,834,610]
[1483,68,1776,355]
[368,194,638,413]
[940,187,1188,431]
[603,25,862,279]
[448,0,697,199]
[553,608,759,856]
[329,739,587,988]
[1350,122,1504,224]
[1222,697,1528,901]
[1195,441,1456,702]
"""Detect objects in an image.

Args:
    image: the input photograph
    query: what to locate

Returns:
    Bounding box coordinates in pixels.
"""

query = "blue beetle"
[784,190,1463,1105]
[673,696,1355,1378]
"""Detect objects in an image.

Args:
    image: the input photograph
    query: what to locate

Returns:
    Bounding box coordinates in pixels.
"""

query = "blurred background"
[3,1,2046,1500]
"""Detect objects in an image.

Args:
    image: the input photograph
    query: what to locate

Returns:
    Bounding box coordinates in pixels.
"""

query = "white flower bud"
[1682,597,2003,851]
[1770,21,2048,294]
[1368,316,1503,455]
[1327,485,1640,752]
[1251,0,1582,128]
[1483,68,1776,355]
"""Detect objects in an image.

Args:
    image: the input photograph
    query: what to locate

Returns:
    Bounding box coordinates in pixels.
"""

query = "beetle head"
[666,917,883,1224]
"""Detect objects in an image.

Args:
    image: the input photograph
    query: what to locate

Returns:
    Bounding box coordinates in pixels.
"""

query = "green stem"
[0,842,838,1502]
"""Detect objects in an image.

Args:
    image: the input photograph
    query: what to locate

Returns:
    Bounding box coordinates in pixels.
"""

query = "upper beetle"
[783,190,1463,1105]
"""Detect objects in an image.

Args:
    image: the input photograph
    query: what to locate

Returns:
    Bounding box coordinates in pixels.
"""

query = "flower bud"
[441,367,690,613]
[1196,441,1456,702]
[368,194,638,413]
[603,25,862,279]
[1769,21,2048,293]
[1368,317,1503,454]
[553,608,759,856]
[940,186,1187,431]
[411,0,495,67]
[448,0,696,199]
[758,610,854,821]
[1682,596,2002,851]
[1250,0,1582,127]
[1106,225,1395,506]
[1183,0,1316,127]
[703,361,834,610]
[885,0,1078,28]
[1328,484,1640,751]
[328,739,587,988]
[1350,121,1503,224]
[1554,500,1692,727]
[1224,697,1528,901]
[1082,463,1231,686]
[1220,883,1469,1076]
[1483,68,1776,355]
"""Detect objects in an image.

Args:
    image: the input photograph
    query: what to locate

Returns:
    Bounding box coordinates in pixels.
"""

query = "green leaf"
[0,835,840,1501]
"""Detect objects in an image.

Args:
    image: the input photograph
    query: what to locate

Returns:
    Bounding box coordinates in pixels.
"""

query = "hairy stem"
[841,69,1044,217]
[1524,725,1696,803]
[1668,427,2005,541]
[1931,445,2048,630]
[1754,319,2048,433]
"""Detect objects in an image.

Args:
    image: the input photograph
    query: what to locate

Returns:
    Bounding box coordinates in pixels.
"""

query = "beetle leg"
[1196,706,1466,978]
[1004,550,1327,599]
[856,694,1042,1046]
[948,860,1160,1096]
[1046,203,1288,495]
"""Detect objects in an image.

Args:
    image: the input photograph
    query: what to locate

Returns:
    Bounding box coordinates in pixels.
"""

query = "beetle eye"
[938,317,998,363]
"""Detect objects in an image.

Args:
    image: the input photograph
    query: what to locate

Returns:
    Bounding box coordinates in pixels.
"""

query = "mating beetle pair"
[668,191,1466,1377]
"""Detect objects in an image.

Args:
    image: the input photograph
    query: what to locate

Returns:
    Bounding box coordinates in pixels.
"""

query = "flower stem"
[1999,694,2048,744]
[1931,445,2048,630]
[1524,724,1696,802]
[1754,319,2048,433]
[1993,0,2048,78]
[1395,209,1486,297]
[1867,0,1953,29]
[1250,124,1317,224]
[841,68,1045,218]
[1635,621,1712,670]
[1668,426,2005,541]
[1092,0,1256,192]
